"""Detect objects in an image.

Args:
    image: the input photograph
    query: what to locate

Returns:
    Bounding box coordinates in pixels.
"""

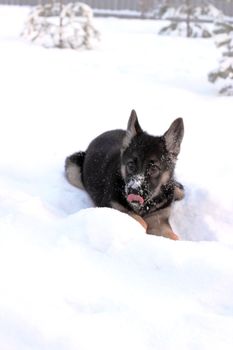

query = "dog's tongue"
[127,194,144,205]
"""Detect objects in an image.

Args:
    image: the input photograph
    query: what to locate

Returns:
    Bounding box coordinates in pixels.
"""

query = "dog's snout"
[126,175,144,194]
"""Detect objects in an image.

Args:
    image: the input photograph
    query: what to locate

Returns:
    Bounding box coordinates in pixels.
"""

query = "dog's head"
[121,110,184,210]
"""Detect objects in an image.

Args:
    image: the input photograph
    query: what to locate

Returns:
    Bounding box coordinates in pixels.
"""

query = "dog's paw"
[165,231,180,240]
[174,181,185,201]
[146,227,180,240]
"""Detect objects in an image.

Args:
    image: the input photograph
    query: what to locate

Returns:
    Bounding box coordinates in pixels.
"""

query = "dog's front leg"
[130,213,148,230]
[144,208,179,240]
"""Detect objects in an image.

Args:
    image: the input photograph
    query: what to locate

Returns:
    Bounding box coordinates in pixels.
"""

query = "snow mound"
[0,6,233,350]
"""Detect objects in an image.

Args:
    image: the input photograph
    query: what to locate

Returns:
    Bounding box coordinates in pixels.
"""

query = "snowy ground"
[0,6,233,350]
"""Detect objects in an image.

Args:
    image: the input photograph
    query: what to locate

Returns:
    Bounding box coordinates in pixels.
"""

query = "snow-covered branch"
[208,20,233,95]
[159,1,222,38]
[22,1,100,50]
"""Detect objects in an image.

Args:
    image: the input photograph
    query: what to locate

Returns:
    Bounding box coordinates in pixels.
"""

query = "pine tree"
[22,1,100,50]
[159,0,221,38]
[208,19,233,95]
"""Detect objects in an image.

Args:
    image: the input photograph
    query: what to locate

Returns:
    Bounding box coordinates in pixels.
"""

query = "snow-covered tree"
[208,19,233,95]
[159,0,222,38]
[22,1,100,50]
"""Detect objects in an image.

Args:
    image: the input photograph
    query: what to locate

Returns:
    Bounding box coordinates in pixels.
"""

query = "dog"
[65,110,184,240]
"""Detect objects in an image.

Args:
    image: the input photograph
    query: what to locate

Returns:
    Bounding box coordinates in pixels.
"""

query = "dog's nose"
[126,175,144,191]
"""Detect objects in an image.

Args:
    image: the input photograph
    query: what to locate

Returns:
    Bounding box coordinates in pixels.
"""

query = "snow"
[0,5,233,350]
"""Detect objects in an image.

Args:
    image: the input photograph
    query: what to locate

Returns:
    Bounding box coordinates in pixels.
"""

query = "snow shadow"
[171,185,219,242]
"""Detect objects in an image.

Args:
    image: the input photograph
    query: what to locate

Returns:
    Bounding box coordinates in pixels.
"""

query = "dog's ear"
[163,118,184,157]
[122,110,143,151]
[127,110,143,136]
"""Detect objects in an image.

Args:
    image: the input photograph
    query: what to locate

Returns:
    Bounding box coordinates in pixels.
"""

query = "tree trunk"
[186,0,191,38]
[59,0,64,48]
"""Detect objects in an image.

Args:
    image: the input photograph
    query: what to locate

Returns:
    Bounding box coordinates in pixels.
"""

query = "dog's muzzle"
[125,175,146,206]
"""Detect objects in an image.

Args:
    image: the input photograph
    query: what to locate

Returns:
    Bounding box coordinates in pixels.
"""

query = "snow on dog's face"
[121,110,184,210]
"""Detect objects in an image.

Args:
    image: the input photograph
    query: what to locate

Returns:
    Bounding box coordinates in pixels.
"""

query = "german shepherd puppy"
[65,110,184,240]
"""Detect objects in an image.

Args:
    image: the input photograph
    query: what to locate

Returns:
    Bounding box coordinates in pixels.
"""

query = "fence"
[0,1,233,16]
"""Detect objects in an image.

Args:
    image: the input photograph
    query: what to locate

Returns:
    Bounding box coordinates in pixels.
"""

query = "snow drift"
[0,6,233,350]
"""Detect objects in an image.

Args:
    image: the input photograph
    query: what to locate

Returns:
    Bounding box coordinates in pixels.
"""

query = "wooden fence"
[0,1,233,16]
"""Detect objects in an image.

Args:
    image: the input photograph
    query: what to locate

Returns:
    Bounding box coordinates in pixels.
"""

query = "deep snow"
[0,6,233,350]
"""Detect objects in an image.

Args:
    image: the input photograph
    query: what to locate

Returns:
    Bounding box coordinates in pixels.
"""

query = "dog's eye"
[147,161,160,176]
[126,161,137,173]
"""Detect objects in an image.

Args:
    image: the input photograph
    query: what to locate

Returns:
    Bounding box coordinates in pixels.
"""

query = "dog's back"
[66,129,128,207]
[83,129,126,207]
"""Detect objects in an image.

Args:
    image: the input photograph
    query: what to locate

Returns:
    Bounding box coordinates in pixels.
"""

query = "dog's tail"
[65,152,86,189]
